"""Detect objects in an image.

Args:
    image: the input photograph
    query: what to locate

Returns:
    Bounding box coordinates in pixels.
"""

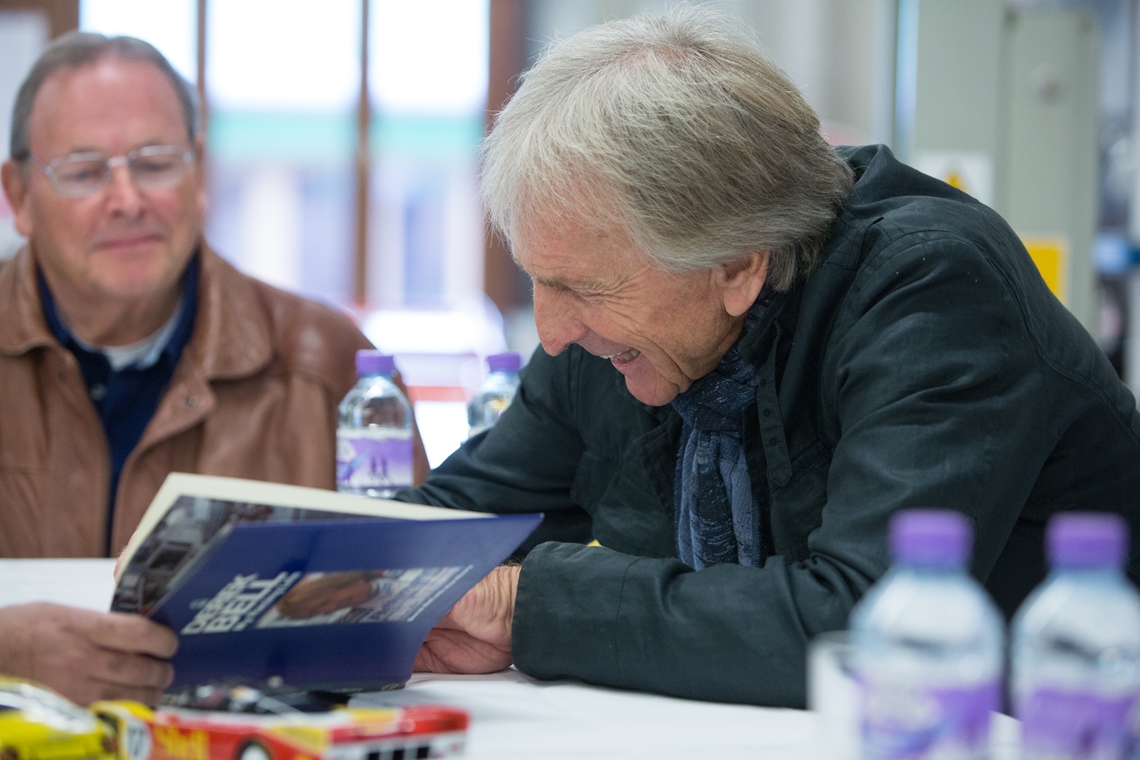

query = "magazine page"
[146,514,542,692]
[114,473,493,611]
[113,496,383,614]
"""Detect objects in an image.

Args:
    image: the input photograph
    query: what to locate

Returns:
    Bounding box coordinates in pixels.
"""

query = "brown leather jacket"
[0,244,426,558]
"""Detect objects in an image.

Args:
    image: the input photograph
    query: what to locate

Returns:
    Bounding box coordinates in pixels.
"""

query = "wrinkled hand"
[0,602,178,705]
[414,565,520,674]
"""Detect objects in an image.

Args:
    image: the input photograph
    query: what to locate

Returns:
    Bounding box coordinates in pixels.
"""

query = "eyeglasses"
[24,145,196,198]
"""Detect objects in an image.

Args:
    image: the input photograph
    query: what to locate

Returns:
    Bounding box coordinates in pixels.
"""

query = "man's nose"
[103,161,144,215]
[533,284,588,356]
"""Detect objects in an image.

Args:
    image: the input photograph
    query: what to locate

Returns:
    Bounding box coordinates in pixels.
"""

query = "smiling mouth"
[602,348,641,363]
[95,231,164,250]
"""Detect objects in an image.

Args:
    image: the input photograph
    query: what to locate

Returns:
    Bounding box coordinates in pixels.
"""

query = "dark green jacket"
[400,145,1140,707]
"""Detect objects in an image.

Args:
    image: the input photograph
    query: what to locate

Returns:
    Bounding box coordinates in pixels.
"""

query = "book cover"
[112,474,541,692]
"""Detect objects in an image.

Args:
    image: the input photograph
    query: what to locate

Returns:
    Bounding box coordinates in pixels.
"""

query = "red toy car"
[92,682,468,760]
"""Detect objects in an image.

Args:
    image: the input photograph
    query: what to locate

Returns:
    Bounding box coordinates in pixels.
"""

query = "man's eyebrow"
[61,139,177,156]
[530,274,568,291]
[530,274,601,293]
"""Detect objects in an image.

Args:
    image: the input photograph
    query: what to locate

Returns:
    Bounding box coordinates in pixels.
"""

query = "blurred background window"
[80,0,196,79]
[2,0,1139,463]
[204,0,360,305]
[367,0,488,312]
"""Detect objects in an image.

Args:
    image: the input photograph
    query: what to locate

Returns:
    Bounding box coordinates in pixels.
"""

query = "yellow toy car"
[0,677,118,760]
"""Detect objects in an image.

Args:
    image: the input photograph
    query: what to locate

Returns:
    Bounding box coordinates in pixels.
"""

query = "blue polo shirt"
[39,257,199,553]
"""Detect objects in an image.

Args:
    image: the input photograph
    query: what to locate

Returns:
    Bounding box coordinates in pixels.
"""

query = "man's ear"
[1,160,33,238]
[718,251,770,317]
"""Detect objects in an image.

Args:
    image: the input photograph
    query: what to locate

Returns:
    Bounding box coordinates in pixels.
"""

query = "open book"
[112,473,541,693]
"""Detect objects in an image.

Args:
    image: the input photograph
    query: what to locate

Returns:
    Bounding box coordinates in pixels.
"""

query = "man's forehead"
[512,218,646,292]
[27,57,185,153]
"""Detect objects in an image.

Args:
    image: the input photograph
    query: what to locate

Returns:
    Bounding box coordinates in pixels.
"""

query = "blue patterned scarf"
[671,300,768,570]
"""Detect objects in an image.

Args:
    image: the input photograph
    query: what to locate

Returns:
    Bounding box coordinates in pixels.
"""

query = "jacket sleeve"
[510,222,1073,707]
[395,346,595,552]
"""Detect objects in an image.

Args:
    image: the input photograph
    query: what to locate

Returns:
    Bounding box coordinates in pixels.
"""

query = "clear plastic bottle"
[467,351,521,438]
[1011,512,1140,760]
[336,350,413,498]
[851,509,1004,760]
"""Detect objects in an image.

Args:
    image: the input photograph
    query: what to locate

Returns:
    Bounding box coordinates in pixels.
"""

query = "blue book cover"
[111,474,541,693]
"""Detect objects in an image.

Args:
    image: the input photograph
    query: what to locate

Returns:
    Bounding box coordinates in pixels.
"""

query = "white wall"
[0,10,48,259]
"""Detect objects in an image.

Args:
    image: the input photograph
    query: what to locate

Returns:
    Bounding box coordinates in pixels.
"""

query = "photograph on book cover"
[113,494,371,615]
[261,567,472,626]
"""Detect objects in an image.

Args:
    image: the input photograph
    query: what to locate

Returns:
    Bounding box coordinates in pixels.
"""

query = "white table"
[0,559,1018,759]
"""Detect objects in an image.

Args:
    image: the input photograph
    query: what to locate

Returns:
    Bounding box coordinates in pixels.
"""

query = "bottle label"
[1019,688,1136,760]
[860,677,998,759]
[336,430,413,492]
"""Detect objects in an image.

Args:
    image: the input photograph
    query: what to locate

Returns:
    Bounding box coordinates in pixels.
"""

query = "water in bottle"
[1011,512,1140,760]
[336,350,413,497]
[467,351,521,437]
[851,509,1004,760]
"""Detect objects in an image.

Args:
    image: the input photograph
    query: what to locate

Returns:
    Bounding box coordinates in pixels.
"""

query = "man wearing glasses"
[0,33,419,704]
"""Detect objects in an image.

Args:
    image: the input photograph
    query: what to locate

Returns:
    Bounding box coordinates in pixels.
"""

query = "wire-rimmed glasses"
[24,145,196,198]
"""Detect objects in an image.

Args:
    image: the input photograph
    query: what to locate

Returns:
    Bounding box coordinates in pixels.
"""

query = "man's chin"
[96,277,173,301]
[623,375,683,407]
[93,263,183,302]
[98,278,166,298]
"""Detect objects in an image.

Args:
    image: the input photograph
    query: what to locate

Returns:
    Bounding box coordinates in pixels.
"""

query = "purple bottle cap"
[356,350,395,376]
[890,509,972,567]
[1047,512,1128,570]
[486,352,521,373]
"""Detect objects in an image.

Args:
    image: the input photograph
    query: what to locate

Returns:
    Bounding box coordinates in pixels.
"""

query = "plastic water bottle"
[467,351,521,437]
[1011,512,1140,760]
[336,350,413,498]
[850,509,1004,760]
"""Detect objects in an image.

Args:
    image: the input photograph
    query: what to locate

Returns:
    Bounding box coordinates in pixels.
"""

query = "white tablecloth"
[0,559,1018,759]
[361,670,820,760]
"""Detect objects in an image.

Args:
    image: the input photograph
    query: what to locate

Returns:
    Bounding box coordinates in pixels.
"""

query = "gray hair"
[10,31,199,161]
[481,6,854,291]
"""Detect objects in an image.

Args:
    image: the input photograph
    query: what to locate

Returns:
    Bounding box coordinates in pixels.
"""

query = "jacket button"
[763,408,772,418]
[759,379,768,387]
[768,437,778,446]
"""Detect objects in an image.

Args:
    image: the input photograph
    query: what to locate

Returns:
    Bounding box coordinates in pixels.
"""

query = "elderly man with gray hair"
[404,7,1140,706]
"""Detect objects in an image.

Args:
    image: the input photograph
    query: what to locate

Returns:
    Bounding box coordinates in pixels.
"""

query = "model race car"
[0,678,468,760]
[0,677,118,760]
